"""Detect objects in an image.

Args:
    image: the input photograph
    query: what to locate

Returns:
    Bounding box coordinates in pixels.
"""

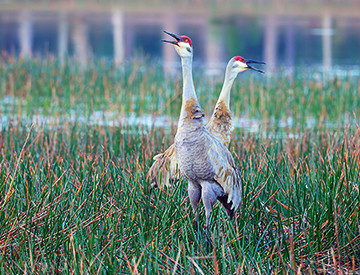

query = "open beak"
[162,30,181,46]
[246,59,265,74]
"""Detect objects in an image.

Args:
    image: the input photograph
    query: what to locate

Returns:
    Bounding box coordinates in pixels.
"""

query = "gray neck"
[179,55,198,121]
[181,56,196,101]
[217,67,238,107]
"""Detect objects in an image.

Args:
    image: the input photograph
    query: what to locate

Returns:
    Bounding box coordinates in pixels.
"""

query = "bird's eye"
[186,47,191,53]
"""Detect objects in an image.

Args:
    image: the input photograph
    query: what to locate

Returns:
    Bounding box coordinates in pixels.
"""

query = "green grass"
[0,57,360,273]
[1,56,360,127]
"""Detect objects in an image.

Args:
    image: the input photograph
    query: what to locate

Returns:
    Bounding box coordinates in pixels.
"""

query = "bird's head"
[162,30,193,58]
[232,56,265,74]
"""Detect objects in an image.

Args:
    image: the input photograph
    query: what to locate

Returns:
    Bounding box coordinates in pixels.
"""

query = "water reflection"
[1,8,360,72]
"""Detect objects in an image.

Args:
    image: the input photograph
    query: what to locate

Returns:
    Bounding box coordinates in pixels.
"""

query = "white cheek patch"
[178,42,192,52]
[239,62,248,69]
[178,42,188,47]
[174,42,192,56]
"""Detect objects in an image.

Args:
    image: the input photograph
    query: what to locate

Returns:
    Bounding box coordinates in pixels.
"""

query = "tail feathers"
[147,154,170,188]
[147,144,178,189]
[153,153,162,161]
[218,194,235,220]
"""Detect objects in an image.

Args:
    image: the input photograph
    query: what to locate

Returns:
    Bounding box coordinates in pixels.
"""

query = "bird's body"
[147,101,233,188]
[154,31,248,231]
[148,57,250,188]
[174,105,242,219]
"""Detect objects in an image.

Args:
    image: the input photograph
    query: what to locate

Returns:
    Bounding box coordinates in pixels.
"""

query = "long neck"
[216,69,238,107]
[179,56,198,119]
[181,56,196,101]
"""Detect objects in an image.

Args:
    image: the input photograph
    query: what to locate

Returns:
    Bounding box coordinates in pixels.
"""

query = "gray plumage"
[158,31,242,230]
[175,112,242,222]
[147,57,242,189]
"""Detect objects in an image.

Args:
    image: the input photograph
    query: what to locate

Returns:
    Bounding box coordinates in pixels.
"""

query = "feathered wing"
[146,144,179,188]
[208,141,242,215]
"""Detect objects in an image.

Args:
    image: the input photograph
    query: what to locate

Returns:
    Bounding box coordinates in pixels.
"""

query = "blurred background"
[1,0,360,73]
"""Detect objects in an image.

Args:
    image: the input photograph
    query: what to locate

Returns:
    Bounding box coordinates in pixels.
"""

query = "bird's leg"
[200,181,222,250]
[201,193,214,249]
[188,182,201,243]
[194,210,200,242]
[203,201,212,249]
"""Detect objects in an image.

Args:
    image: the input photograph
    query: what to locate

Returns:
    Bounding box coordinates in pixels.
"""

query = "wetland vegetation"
[0,57,359,273]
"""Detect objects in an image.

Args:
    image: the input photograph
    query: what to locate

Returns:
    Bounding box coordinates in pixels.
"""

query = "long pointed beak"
[161,40,178,45]
[245,59,265,74]
[162,30,181,46]
[246,59,266,65]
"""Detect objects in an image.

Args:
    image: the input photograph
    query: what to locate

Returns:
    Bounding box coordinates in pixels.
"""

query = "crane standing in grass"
[148,56,264,189]
[152,31,262,235]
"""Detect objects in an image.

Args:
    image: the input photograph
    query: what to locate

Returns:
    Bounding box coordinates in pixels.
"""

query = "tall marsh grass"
[1,56,360,127]
[0,57,359,273]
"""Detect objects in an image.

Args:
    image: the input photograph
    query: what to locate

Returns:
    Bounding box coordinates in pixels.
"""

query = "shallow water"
[1,107,353,139]
[1,91,357,139]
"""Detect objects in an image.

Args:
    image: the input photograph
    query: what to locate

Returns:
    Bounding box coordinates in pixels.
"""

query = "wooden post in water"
[263,15,278,73]
[322,15,332,71]
[58,12,69,62]
[72,16,89,67]
[112,9,125,65]
[206,18,224,75]
[18,11,33,57]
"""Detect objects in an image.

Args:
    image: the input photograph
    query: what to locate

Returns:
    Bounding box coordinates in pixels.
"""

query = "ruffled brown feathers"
[213,100,231,125]
[184,97,204,120]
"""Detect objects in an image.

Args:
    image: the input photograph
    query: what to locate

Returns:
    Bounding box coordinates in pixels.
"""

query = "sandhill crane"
[148,56,264,188]
[155,31,264,237]
[207,56,264,146]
